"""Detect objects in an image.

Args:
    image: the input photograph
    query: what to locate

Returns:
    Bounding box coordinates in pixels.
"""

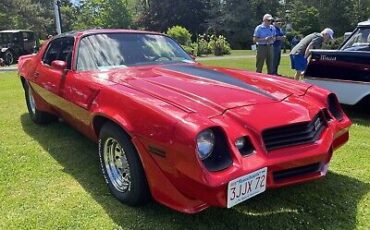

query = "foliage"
[288,4,321,36]
[208,35,231,56]
[166,25,192,46]
[136,0,208,34]
[181,45,195,56]
[322,36,345,50]
[0,0,76,39]
[196,35,211,56]
[206,0,281,49]
[74,0,132,29]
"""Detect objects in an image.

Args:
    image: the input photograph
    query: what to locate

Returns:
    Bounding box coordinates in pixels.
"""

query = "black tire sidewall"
[98,122,150,206]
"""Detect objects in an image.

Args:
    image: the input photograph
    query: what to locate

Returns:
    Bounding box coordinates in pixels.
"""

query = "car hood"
[104,63,311,117]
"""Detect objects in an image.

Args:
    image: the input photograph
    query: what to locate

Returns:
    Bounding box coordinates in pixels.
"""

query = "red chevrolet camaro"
[18,29,351,214]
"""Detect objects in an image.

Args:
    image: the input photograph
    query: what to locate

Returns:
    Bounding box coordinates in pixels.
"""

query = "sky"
[70,0,80,5]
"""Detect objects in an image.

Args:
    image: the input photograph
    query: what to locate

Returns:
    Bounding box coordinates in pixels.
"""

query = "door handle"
[33,72,39,78]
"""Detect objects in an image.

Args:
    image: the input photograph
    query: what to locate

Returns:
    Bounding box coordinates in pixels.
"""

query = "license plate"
[227,167,267,208]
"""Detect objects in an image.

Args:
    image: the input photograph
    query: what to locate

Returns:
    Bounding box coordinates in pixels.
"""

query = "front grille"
[273,163,321,181]
[262,114,326,151]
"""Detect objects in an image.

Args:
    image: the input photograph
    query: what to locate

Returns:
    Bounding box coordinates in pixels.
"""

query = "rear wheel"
[99,122,150,206]
[24,81,55,124]
[3,50,14,65]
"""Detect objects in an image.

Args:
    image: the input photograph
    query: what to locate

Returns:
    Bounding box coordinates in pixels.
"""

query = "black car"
[0,30,37,65]
[305,20,370,105]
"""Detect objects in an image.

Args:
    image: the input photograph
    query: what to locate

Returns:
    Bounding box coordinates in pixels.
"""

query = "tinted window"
[42,37,74,69]
[76,33,193,71]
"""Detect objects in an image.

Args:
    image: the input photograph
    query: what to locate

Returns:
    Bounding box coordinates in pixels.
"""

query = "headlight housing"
[196,129,215,160]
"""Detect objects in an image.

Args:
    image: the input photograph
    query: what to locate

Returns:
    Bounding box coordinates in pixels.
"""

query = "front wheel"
[99,122,150,206]
[3,50,14,65]
[24,81,55,124]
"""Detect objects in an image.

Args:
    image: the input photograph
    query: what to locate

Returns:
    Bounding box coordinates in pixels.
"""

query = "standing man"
[272,18,286,75]
[290,28,334,80]
[253,14,276,74]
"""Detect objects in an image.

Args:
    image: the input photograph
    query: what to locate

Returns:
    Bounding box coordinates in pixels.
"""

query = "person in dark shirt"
[290,28,334,80]
[272,18,286,75]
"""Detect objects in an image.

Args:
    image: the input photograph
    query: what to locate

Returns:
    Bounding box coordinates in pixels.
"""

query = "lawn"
[0,56,369,229]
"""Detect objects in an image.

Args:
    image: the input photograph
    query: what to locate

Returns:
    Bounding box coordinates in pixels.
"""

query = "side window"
[42,39,62,66]
[42,37,74,69]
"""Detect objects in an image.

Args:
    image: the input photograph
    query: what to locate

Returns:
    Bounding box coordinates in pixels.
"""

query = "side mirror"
[51,60,67,70]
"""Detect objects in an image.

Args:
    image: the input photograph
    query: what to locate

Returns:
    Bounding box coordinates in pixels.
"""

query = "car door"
[32,37,75,112]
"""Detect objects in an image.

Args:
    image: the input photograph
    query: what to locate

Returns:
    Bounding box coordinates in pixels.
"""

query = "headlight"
[196,129,215,160]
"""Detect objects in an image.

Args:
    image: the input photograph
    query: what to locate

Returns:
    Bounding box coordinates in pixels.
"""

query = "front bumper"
[134,114,351,214]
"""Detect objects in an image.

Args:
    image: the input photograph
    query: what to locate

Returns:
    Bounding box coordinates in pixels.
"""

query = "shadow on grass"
[21,113,369,230]
[343,104,370,127]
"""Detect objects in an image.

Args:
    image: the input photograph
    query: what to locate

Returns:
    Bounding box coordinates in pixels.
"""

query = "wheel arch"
[92,113,134,140]
[357,93,370,106]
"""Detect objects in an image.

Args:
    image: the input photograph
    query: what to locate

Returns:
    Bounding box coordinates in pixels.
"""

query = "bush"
[166,26,192,46]
[181,45,194,55]
[323,36,344,50]
[208,35,231,56]
[196,35,211,56]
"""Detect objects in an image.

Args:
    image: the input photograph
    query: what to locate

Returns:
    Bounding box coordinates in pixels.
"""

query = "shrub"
[166,25,192,46]
[196,35,211,56]
[323,36,344,50]
[208,35,231,56]
[181,45,194,55]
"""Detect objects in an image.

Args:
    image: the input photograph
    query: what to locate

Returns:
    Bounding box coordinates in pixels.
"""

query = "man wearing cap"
[253,14,276,74]
[290,28,334,80]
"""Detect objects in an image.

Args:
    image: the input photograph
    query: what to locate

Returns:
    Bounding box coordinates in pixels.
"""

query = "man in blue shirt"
[253,14,276,74]
[272,18,286,75]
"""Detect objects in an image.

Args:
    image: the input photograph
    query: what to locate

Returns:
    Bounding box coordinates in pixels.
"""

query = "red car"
[18,29,351,214]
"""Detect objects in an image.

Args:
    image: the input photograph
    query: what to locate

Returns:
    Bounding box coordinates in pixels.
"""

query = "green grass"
[0,62,369,229]
[199,52,295,77]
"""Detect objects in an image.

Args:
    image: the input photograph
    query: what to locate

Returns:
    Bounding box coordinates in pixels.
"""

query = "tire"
[3,50,14,65]
[24,81,55,124]
[99,122,150,206]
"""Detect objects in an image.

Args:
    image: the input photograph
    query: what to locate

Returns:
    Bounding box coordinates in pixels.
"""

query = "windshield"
[76,33,194,71]
[341,27,370,51]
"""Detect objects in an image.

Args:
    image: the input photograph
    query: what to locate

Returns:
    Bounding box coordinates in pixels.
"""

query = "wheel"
[24,81,55,124]
[3,50,14,65]
[99,122,150,206]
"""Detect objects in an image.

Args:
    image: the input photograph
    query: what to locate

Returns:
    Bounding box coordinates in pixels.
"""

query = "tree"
[207,0,282,49]
[136,0,209,34]
[0,0,77,38]
[74,0,132,29]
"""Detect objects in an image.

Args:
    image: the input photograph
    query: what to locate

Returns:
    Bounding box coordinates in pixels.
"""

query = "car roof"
[358,20,370,27]
[52,29,164,39]
[0,30,33,33]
